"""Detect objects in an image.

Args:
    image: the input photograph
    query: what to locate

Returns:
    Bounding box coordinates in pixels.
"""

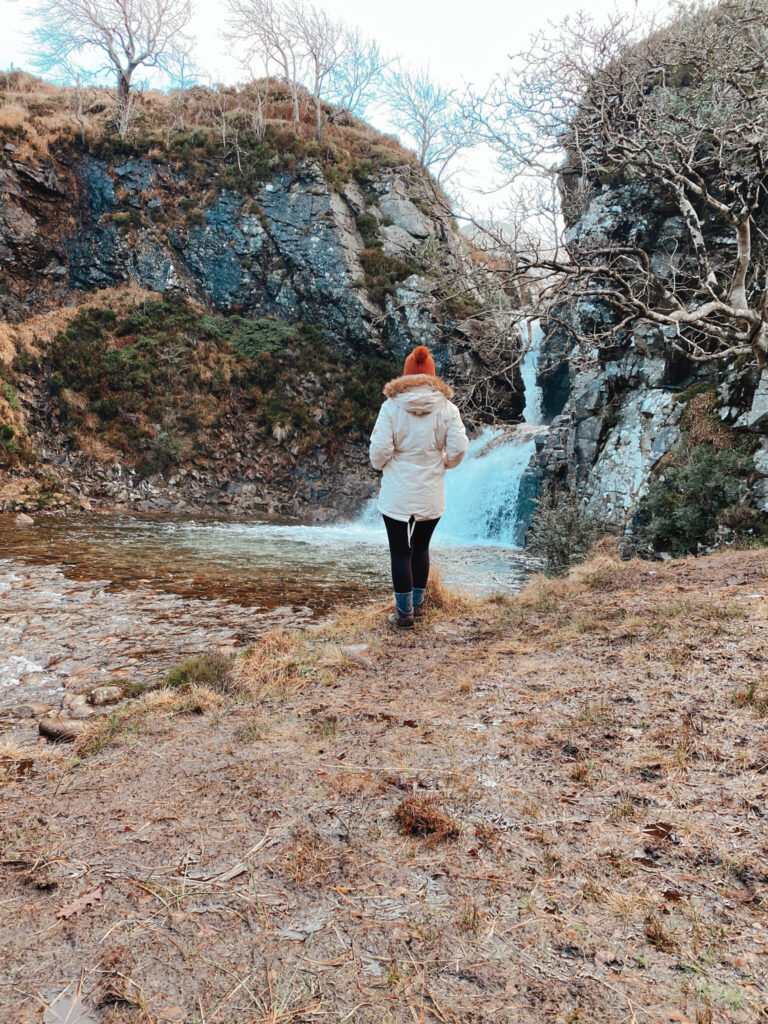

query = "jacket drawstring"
[407,515,416,548]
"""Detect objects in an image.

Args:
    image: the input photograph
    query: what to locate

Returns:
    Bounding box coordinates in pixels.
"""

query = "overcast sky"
[0,0,668,213]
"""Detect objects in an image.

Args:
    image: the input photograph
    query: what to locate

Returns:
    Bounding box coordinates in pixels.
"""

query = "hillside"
[0,73,522,517]
[3,547,767,1022]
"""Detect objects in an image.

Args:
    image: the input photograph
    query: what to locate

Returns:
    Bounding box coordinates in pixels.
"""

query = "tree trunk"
[116,71,132,139]
[729,219,751,310]
[314,79,323,141]
[291,86,300,127]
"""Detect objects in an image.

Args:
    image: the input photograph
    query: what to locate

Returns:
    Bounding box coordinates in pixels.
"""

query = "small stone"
[15,702,51,718]
[39,717,87,742]
[62,692,89,710]
[88,685,125,706]
[14,512,34,527]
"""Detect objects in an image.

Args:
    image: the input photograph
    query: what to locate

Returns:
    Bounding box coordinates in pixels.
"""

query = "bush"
[2,382,20,410]
[359,247,419,304]
[636,444,758,555]
[528,494,612,576]
[355,212,380,246]
[45,293,398,468]
[200,314,295,358]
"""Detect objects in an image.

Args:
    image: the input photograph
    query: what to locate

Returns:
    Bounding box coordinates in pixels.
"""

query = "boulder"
[738,368,768,431]
[14,512,34,527]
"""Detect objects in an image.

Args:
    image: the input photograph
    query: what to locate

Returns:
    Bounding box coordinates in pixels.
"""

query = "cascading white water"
[438,428,537,546]
[438,319,545,545]
[521,320,545,426]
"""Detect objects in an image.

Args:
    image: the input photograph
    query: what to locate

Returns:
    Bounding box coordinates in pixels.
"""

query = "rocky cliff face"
[523,180,768,543]
[0,145,520,394]
[0,88,523,517]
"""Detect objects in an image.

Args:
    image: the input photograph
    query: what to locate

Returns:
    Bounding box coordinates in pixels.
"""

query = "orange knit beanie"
[403,345,436,376]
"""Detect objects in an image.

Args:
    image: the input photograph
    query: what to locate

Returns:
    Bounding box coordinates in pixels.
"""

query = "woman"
[369,345,469,627]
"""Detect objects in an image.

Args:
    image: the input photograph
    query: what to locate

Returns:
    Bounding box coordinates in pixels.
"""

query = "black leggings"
[382,515,440,593]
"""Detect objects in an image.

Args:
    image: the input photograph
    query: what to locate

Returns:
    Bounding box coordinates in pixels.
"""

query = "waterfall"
[521,320,545,426]
[438,428,537,546]
[440,322,545,546]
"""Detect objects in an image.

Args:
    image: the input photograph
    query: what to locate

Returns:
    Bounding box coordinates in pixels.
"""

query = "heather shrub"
[528,494,612,576]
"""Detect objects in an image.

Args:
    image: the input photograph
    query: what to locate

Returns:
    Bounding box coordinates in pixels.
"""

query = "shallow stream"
[0,510,535,612]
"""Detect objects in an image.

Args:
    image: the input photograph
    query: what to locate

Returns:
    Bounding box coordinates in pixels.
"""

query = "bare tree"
[29,0,195,139]
[226,0,303,128]
[385,65,469,183]
[164,51,198,136]
[467,0,768,369]
[322,29,390,118]
[285,2,345,139]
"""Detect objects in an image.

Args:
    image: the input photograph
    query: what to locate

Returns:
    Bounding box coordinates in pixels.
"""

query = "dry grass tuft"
[424,566,480,615]
[281,828,336,885]
[395,793,460,840]
[0,740,45,779]
[234,628,304,698]
[684,392,733,450]
[516,542,623,610]
[76,684,221,757]
[317,598,391,641]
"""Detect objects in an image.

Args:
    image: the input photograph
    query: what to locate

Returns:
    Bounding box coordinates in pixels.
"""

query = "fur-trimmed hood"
[384,374,454,400]
[383,374,454,417]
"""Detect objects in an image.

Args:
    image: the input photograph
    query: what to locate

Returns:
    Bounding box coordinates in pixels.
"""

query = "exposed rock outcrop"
[522,179,768,538]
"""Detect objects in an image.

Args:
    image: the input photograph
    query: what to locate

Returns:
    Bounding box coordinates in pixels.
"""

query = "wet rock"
[737,367,768,431]
[38,716,87,742]
[88,685,124,706]
[14,513,34,527]
[61,693,96,718]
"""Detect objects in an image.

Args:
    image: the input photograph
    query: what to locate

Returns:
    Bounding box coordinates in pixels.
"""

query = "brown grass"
[683,391,733,449]
[423,566,483,615]
[394,793,460,840]
[4,547,768,1022]
[233,628,305,699]
[75,684,222,757]
[0,70,419,185]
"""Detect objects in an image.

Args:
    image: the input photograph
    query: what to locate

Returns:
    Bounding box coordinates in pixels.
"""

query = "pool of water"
[0,512,536,612]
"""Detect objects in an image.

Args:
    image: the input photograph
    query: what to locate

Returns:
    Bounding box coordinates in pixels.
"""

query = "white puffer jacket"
[369,374,469,522]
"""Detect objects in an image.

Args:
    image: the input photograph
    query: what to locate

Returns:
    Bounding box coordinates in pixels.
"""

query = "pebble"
[38,717,87,742]
[88,685,125,706]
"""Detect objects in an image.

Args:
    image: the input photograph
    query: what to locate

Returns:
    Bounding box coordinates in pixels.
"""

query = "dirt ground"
[2,547,767,1024]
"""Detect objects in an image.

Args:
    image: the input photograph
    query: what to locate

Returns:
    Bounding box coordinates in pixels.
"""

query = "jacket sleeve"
[369,400,395,470]
[442,402,469,469]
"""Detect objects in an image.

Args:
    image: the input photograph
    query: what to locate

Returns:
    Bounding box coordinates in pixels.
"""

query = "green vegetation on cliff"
[45,294,394,476]
[637,393,766,554]
[0,72,416,193]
